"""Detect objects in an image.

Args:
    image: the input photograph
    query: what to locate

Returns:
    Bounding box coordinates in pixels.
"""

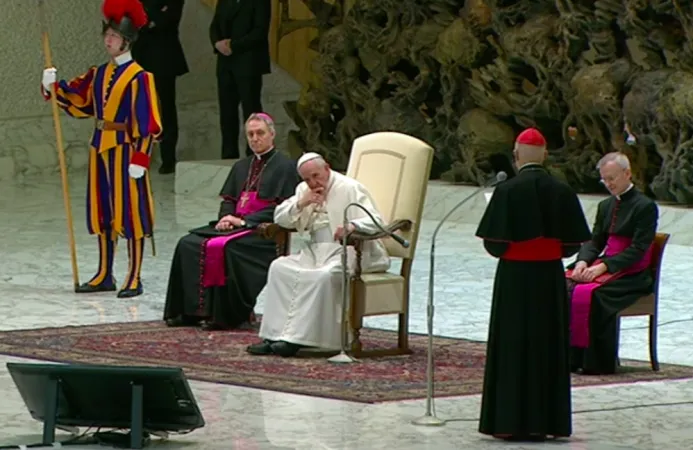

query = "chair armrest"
[256,223,295,256]
[349,219,412,243]
[256,223,294,239]
[348,220,411,278]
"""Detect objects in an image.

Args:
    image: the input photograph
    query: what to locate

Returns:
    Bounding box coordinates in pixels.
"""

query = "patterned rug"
[0,321,691,404]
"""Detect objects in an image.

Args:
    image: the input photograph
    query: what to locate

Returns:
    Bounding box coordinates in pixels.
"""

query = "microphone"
[390,231,410,248]
[412,170,506,427]
[494,171,508,184]
[328,201,409,364]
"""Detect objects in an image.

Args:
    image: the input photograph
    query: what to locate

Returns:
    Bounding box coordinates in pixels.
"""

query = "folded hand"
[582,263,607,282]
[571,262,607,283]
[215,39,232,56]
[215,215,242,231]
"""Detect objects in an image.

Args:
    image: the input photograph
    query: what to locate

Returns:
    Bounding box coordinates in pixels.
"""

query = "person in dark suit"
[210,0,272,160]
[132,0,189,174]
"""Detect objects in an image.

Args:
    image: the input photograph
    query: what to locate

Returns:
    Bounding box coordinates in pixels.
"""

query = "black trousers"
[216,61,263,159]
[153,74,179,167]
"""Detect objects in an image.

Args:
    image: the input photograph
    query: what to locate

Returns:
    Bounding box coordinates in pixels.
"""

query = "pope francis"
[247,152,390,357]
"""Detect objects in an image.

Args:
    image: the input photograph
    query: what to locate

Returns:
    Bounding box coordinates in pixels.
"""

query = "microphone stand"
[328,202,409,364]
[412,172,506,426]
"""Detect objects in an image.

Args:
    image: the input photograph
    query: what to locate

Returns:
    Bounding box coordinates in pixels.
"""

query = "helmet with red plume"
[101,0,149,43]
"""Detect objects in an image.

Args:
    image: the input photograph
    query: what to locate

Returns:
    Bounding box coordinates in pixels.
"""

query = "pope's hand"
[128,164,146,179]
[334,223,355,241]
[42,67,57,91]
[298,187,325,210]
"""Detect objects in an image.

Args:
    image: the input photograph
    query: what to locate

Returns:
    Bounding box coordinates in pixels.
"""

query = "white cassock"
[257,170,390,349]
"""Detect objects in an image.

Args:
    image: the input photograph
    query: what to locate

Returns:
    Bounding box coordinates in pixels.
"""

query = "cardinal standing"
[41,0,162,298]
[475,128,591,441]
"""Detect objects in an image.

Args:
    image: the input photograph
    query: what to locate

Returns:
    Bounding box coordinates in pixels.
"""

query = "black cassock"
[475,164,591,439]
[568,187,658,374]
[163,149,300,329]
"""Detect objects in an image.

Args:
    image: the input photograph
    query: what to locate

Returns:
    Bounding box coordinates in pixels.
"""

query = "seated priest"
[246,152,390,357]
[162,113,300,331]
[566,152,659,375]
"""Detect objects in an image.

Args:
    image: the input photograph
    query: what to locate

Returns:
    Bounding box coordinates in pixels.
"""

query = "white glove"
[129,164,146,179]
[42,67,57,91]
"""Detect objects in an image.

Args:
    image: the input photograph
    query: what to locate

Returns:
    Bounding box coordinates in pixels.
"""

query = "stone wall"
[285,0,693,206]
[0,0,300,181]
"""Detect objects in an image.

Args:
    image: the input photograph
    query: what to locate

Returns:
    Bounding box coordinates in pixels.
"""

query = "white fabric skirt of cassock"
[257,237,354,350]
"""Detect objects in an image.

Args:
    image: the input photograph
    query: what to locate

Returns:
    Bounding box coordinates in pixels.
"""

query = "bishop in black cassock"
[567,152,658,375]
[163,114,300,330]
[475,128,591,442]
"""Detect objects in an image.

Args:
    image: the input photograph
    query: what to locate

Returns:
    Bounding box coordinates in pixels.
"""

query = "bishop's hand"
[216,215,243,231]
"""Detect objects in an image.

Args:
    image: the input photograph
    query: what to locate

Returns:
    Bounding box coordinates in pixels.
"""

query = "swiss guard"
[41,0,162,298]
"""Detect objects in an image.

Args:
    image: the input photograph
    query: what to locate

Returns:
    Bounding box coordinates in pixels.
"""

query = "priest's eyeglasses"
[600,170,626,184]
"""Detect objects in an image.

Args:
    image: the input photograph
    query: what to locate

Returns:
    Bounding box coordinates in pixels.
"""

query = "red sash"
[502,238,562,261]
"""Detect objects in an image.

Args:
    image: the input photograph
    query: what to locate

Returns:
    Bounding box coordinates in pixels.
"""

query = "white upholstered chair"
[344,132,433,357]
[260,131,433,357]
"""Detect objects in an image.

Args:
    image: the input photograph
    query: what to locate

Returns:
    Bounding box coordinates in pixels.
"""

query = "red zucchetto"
[516,128,546,147]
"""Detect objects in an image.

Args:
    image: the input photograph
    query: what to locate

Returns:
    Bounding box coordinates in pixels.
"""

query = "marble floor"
[1,171,693,449]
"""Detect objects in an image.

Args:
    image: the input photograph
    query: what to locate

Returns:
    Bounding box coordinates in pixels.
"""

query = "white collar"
[254,146,274,159]
[113,51,133,66]
[615,183,634,200]
[518,162,543,170]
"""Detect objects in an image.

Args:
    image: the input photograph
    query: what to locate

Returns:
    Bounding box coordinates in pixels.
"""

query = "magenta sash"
[569,235,653,347]
[201,191,272,288]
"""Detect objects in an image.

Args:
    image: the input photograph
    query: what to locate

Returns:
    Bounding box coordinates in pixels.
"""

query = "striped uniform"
[47,59,162,293]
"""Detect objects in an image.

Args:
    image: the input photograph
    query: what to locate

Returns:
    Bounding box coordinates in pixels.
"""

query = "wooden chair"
[260,131,434,357]
[616,232,670,371]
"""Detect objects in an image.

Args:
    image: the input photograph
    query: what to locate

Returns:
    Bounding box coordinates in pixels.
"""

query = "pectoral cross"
[239,192,249,208]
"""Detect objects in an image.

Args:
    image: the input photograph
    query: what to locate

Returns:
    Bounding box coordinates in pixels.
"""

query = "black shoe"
[117,284,143,298]
[165,316,201,327]
[270,341,303,357]
[236,321,258,331]
[165,317,184,327]
[496,435,547,442]
[75,279,117,293]
[200,321,230,331]
[246,340,274,355]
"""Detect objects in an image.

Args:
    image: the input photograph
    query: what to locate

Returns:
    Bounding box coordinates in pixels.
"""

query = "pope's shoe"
[246,340,275,355]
